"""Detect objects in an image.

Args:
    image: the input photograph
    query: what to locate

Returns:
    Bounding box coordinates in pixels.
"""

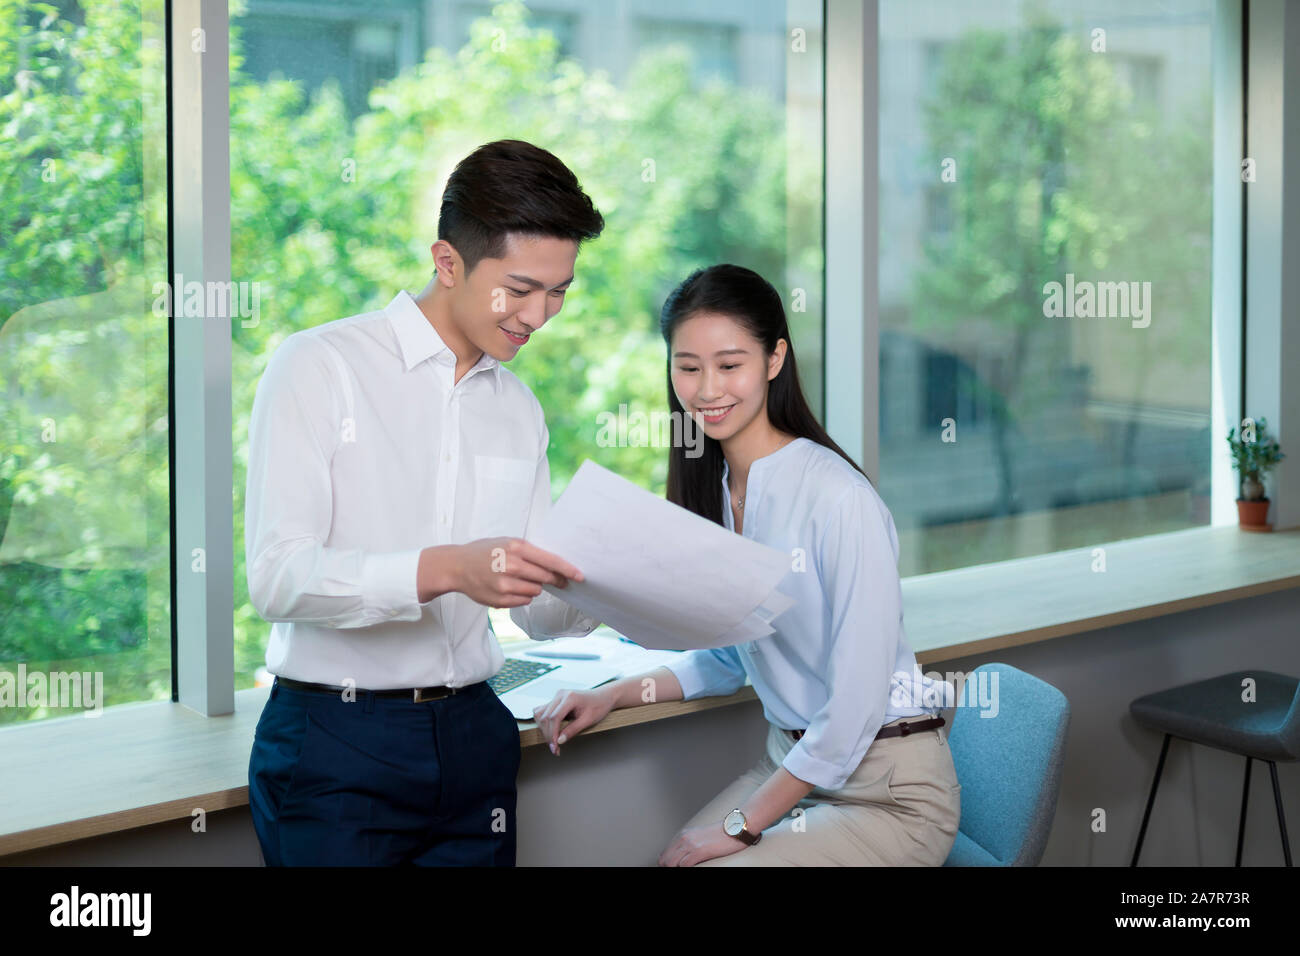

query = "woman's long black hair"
[660,264,870,525]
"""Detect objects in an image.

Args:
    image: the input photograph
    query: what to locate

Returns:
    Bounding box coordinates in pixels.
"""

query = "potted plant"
[1226,416,1285,531]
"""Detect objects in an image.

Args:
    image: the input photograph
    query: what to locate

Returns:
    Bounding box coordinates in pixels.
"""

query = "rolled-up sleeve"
[662,645,747,700]
[781,484,902,790]
[245,333,429,627]
[509,420,600,640]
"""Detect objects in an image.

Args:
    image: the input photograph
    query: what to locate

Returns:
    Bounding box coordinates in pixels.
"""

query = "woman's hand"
[658,825,748,867]
[532,687,617,755]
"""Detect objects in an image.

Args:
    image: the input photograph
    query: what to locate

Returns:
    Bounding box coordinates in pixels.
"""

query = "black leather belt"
[788,715,945,742]
[275,676,462,702]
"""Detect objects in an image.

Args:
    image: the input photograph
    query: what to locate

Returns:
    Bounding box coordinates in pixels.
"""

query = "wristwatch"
[723,808,762,846]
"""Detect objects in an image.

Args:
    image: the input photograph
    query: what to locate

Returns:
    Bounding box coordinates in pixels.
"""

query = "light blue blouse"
[663,437,951,791]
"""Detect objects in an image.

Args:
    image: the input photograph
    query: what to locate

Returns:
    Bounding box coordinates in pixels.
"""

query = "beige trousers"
[685,715,962,866]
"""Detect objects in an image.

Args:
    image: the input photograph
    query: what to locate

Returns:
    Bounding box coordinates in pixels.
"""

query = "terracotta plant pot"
[1236,497,1271,532]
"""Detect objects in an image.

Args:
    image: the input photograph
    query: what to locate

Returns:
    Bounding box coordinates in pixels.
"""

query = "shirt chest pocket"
[467,455,535,540]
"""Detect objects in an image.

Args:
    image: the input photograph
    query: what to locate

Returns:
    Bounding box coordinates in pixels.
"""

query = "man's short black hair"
[437,139,605,275]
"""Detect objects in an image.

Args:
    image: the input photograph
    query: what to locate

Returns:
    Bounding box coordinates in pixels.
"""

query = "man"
[246,139,604,866]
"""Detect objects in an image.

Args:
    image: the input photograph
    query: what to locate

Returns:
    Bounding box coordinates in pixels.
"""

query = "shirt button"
[442,515,450,525]
[445,452,452,462]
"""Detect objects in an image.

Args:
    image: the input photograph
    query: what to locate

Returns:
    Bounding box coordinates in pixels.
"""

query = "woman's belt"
[788,715,945,742]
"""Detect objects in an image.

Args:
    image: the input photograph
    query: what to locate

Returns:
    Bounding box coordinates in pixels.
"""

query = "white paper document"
[532,460,795,650]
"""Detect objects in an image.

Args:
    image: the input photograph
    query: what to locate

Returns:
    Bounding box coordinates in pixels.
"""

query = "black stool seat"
[1130,670,1300,763]
[1129,669,1298,867]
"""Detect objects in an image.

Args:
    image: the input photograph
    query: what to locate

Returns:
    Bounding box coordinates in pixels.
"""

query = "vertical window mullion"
[170,0,234,716]
[825,0,880,478]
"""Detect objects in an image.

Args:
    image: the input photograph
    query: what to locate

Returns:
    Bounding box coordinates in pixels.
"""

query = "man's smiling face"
[450,232,579,362]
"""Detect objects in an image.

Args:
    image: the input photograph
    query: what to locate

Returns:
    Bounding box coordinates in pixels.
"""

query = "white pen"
[525,650,602,660]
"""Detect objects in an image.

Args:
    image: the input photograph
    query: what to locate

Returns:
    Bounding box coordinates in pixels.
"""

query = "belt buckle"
[413,686,452,703]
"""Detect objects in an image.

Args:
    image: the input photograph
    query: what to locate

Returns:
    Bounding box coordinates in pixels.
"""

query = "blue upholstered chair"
[942,663,1070,866]
[1130,669,1299,866]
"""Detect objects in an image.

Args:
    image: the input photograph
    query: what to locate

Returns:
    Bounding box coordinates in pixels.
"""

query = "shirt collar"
[720,436,807,485]
[385,290,502,392]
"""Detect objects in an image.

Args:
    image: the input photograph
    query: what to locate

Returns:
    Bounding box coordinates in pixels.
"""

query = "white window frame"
[171,0,234,716]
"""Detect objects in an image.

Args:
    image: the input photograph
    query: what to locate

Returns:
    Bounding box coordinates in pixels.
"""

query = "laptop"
[489,653,623,720]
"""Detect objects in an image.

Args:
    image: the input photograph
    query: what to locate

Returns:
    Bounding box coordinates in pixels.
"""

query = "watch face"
[723,809,745,836]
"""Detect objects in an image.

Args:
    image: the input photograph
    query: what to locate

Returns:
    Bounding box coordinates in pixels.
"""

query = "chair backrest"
[942,663,1070,866]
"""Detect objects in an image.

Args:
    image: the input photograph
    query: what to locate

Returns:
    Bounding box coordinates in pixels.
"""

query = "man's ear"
[432,240,461,288]
[768,338,788,381]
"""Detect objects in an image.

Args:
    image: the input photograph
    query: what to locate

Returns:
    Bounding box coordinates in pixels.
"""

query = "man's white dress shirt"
[245,290,595,690]
[662,438,954,791]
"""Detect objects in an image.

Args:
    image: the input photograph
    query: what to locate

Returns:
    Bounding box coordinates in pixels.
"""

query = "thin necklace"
[729,476,745,512]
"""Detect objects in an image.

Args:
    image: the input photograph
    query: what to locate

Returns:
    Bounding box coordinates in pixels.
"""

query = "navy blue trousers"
[248,677,521,866]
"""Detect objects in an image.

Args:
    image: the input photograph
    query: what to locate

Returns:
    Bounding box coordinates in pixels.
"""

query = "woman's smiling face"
[670,311,783,442]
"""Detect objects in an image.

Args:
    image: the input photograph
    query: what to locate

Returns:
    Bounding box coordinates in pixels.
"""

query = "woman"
[532,264,960,866]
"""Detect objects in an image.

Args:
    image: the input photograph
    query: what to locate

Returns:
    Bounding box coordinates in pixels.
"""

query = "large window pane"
[878,0,1216,575]
[229,0,823,683]
[0,0,170,723]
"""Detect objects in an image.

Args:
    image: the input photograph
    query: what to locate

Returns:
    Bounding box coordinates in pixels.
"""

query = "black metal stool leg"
[1267,761,1292,866]
[1236,757,1252,866]
[1132,733,1172,866]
